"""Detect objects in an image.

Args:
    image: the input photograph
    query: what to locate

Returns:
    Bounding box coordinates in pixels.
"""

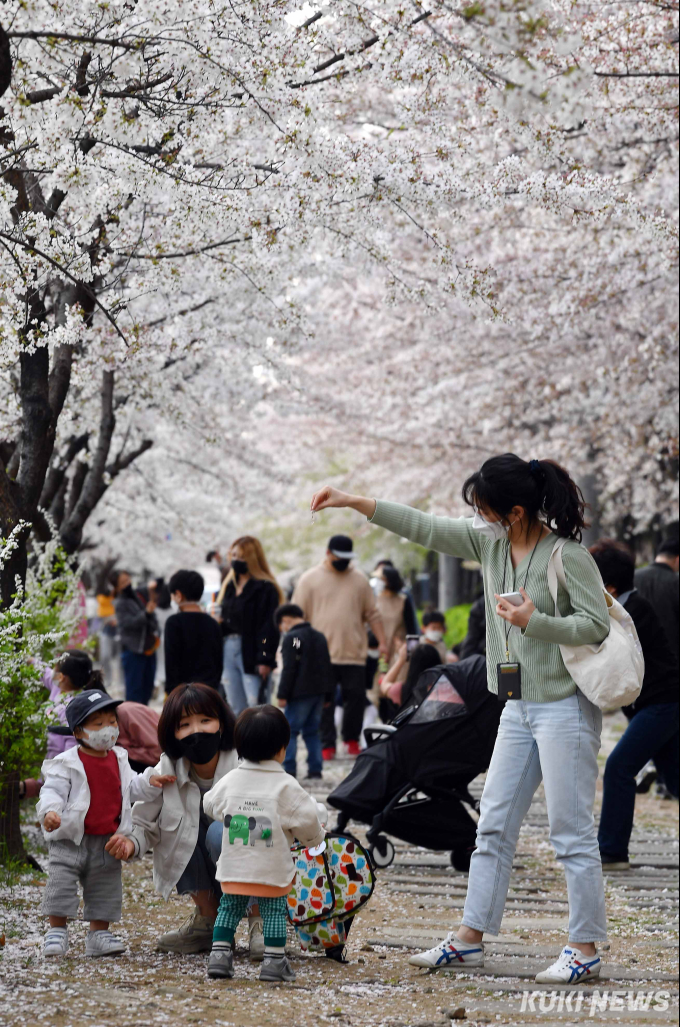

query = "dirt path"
[1,712,677,1027]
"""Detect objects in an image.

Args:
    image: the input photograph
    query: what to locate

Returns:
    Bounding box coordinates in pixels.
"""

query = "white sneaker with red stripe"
[535,946,601,985]
[408,933,485,969]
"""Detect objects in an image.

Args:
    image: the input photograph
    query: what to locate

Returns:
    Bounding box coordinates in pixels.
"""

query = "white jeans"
[462,691,607,943]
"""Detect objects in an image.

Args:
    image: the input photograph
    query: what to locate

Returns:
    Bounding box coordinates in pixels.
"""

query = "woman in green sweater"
[310,454,610,986]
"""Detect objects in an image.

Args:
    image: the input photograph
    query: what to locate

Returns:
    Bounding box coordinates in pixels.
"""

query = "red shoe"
[322,747,336,761]
[345,741,361,757]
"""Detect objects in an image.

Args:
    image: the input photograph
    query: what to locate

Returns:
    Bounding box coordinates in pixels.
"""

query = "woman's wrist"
[347,495,377,518]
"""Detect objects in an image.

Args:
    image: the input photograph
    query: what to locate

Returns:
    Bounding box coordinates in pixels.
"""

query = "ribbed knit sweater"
[369,500,610,703]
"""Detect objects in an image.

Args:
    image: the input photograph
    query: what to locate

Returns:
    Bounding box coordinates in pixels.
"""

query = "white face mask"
[425,629,444,643]
[80,724,119,751]
[472,509,511,543]
[369,577,386,595]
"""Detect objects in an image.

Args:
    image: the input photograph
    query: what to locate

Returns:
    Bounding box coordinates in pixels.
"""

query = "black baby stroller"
[327,655,502,872]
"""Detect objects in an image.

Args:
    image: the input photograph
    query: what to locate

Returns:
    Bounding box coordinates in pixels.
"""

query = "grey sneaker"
[207,947,234,979]
[156,909,215,953]
[85,930,126,957]
[260,954,296,982]
[43,927,69,957]
[248,915,265,962]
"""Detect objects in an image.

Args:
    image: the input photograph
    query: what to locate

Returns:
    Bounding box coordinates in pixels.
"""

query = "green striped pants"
[213,893,288,947]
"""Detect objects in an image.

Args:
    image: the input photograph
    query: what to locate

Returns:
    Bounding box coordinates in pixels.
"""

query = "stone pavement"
[0,711,677,1027]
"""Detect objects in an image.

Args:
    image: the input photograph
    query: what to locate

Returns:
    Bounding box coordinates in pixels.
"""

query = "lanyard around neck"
[501,533,542,661]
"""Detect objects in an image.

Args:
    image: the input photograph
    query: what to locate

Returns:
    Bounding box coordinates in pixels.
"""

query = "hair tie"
[529,459,543,476]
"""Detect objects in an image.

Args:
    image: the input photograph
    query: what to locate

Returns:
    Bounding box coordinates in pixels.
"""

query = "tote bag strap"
[547,537,569,616]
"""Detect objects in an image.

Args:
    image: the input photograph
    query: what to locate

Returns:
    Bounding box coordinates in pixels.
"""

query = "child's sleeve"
[203,775,231,823]
[285,788,326,848]
[128,764,164,803]
[35,760,71,821]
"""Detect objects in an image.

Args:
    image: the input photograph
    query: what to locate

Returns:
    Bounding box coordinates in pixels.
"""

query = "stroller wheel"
[369,836,395,868]
[450,846,475,873]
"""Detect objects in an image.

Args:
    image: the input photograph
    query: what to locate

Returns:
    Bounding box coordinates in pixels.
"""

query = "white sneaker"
[43,927,69,957]
[535,945,601,985]
[85,929,126,957]
[248,915,265,962]
[408,933,485,969]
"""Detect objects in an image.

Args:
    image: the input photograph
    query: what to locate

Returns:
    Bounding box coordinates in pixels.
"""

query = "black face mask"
[231,559,248,577]
[177,730,222,765]
[332,558,351,572]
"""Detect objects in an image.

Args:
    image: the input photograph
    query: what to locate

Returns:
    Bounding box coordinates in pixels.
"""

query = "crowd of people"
[27,452,678,988]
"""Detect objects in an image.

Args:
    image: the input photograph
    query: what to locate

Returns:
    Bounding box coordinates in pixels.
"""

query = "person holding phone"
[310,454,611,986]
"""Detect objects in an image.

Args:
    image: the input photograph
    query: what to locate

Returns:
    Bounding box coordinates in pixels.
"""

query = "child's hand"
[43,812,61,832]
[105,835,135,860]
[277,698,287,708]
[149,774,176,788]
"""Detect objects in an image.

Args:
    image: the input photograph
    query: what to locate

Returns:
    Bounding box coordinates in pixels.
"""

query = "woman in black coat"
[217,535,283,715]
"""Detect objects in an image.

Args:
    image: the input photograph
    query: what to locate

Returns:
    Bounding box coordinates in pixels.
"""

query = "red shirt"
[79,749,122,835]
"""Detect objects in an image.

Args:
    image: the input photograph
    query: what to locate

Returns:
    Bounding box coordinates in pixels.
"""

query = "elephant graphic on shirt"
[224,812,274,846]
[224,813,251,846]
[249,815,274,847]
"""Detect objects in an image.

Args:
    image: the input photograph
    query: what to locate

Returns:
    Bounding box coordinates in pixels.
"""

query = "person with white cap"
[292,535,388,759]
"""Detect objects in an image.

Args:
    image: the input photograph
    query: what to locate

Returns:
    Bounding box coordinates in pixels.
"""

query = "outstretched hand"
[310,486,352,512]
[149,774,176,788]
[310,487,376,519]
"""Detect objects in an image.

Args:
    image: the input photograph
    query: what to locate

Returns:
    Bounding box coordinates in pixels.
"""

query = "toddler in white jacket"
[37,690,174,958]
[203,705,326,982]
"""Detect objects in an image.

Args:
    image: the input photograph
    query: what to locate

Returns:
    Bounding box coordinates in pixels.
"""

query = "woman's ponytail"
[534,459,587,541]
[463,453,588,541]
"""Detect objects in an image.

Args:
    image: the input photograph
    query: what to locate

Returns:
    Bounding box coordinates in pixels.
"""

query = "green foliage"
[444,603,472,648]
[0,525,82,782]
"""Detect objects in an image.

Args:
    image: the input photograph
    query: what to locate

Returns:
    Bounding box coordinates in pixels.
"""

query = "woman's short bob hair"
[158,682,236,761]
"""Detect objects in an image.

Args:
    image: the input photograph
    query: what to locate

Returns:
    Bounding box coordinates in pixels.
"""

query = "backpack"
[547,538,644,711]
[287,832,376,929]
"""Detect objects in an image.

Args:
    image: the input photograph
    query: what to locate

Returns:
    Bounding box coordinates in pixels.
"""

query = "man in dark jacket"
[589,540,679,871]
[634,535,679,663]
[111,570,159,705]
[275,604,333,780]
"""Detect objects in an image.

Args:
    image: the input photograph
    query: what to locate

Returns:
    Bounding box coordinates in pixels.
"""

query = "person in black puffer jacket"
[275,604,334,780]
[217,536,282,716]
[589,539,679,872]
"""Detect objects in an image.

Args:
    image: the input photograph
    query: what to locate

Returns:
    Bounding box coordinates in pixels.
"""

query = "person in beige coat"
[292,534,388,759]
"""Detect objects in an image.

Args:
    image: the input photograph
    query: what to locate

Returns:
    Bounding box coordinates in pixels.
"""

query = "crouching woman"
[114,683,263,957]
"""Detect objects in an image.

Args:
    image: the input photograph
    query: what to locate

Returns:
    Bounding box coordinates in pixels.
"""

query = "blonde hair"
[218,535,283,603]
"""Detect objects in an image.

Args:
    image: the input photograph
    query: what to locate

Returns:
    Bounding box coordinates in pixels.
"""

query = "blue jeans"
[283,696,324,777]
[223,636,262,716]
[462,691,607,943]
[121,650,156,705]
[176,820,223,899]
[599,702,679,862]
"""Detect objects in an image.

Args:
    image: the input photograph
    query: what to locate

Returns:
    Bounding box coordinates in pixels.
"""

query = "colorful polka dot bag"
[287,832,376,938]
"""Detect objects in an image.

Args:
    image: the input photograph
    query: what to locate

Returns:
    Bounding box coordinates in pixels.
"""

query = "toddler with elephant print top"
[203,704,327,982]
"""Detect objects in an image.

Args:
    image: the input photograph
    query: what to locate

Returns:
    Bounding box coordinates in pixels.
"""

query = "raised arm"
[310,487,484,562]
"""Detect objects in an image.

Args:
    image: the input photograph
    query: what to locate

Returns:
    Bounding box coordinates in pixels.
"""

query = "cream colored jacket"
[203,760,326,888]
[129,749,238,900]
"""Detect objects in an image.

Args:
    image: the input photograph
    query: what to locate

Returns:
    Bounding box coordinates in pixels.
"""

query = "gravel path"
[1,711,677,1027]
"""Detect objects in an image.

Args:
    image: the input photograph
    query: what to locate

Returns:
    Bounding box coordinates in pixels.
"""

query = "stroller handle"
[364,724,398,747]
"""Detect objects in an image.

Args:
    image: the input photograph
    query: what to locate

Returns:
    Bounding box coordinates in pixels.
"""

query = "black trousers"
[320,664,366,748]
